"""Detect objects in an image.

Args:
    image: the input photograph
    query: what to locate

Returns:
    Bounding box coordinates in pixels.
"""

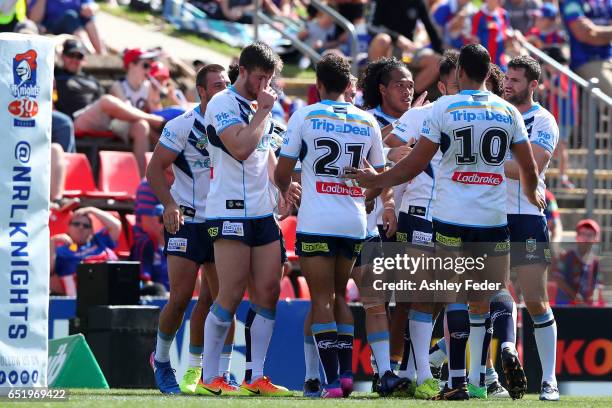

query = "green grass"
[4,390,612,408]
[99,4,316,80]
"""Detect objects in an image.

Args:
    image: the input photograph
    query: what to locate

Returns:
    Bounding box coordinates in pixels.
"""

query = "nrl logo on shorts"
[526,238,537,253]
[208,227,219,237]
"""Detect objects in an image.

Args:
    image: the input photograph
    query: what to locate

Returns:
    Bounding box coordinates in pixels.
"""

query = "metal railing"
[254,0,360,74]
[520,40,612,252]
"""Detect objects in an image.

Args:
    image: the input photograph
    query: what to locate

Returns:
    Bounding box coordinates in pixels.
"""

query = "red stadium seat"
[75,130,118,139]
[297,276,310,300]
[49,208,73,237]
[280,216,298,262]
[98,151,141,200]
[279,276,296,300]
[63,153,97,196]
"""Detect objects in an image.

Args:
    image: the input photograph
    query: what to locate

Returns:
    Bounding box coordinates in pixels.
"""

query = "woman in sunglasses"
[50,207,122,296]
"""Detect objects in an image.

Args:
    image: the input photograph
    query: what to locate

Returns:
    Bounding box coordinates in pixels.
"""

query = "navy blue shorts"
[396,212,434,250]
[432,219,510,256]
[355,234,382,267]
[206,215,280,247]
[164,222,214,264]
[377,225,396,243]
[280,229,288,264]
[508,214,551,267]
[295,233,363,260]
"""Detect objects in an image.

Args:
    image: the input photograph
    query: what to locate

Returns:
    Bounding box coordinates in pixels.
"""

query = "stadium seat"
[280,215,298,262]
[75,130,117,139]
[63,153,97,197]
[279,276,296,300]
[144,151,153,171]
[98,151,141,200]
[547,281,558,305]
[297,276,310,300]
[49,208,73,237]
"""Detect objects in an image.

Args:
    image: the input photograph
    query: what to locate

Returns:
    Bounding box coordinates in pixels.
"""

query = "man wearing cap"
[504,0,541,34]
[62,43,164,176]
[554,219,604,305]
[527,4,566,48]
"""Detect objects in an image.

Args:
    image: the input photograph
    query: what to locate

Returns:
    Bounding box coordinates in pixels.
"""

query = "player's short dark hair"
[487,63,505,97]
[316,53,352,94]
[359,57,409,110]
[439,49,459,79]
[458,44,491,83]
[196,63,225,88]
[228,63,239,84]
[239,41,283,74]
[508,55,541,83]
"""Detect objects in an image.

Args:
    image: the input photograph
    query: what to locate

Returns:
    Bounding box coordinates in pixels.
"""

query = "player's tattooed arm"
[505,144,552,180]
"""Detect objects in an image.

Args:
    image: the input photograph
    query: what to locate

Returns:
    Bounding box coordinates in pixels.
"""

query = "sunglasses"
[66,53,84,60]
[70,221,92,229]
[141,61,151,69]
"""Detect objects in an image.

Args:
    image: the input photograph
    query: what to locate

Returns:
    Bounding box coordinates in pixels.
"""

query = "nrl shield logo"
[526,238,537,253]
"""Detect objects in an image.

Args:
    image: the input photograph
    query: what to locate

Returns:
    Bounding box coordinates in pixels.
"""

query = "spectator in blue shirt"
[28,0,106,54]
[560,0,612,96]
[432,0,476,50]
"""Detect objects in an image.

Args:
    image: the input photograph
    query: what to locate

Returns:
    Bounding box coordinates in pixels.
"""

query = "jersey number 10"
[454,126,509,166]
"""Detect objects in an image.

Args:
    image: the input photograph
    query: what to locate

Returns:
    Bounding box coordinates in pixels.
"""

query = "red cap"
[123,48,158,69]
[576,219,600,242]
[150,61,170,80]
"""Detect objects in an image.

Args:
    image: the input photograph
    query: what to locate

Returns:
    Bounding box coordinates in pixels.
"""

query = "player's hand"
[51,233,73,247]
[257,80,277,112]
[527,191,546,210]
[412,91,429,108]
[381,208,397,238]
[342,166,380,189]
[285,182,302,207]
[365,199,375,214]
[387,144,413,163]
[277,194,293,221]
[163,202,183,234]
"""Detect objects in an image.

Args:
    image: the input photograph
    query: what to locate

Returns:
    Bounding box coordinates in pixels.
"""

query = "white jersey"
[392,105,442,221]
[204,86,277,219]
[120,79,151,111]
[422,90,528,227]
[158,107,211,223]
[506,104,558,216]
[281,100,386,239]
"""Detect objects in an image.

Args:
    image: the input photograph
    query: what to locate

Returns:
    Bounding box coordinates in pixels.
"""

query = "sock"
[491,291,517,352]
[370,355,378,374]
[368,331,391,374]
[481,317,493,386]
[244,304,275,383]
[468,313,488,387]
[155,329,174,363]
[533,308,557,385]
[485,366,499,386]
[409,310,434,385]
[337,324,354,377]
[219,343,233,376]
[312,322,339,385]
[444,304,469,389]
[304,335,320,381]
[399,321,414,379]
[202,303,232,382]
[188,344,203,369]
[429,338,447,367]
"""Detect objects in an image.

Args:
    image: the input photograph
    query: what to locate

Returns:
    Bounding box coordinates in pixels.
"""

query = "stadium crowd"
[0,0,609,400]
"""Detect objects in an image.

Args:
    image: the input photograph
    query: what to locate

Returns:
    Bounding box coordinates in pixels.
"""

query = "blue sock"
[490,291,516,350]
[312,322,339,386]
[337,324,354,377]
[445,304,469,389]
[400,321,411,371]
[481,317,492,386]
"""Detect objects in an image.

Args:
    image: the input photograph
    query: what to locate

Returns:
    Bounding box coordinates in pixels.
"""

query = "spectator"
[544,189,563,243]
[560,0,612,96]
[148,61,189,122]
[50,207,121,296]
[368,0,443,94]
[65,46,165,176]
[432,0,476,50]
[0,0,38,33]
[504,0,541,33]
[333,0,371,61]
[554,219,604,306]
[527,3,566,48]
[28,0,106,54]
[297,4,336,68]
[51,110,76,153]
[189,0,255,24]
[130,203,169,292]
[471,0,511,68]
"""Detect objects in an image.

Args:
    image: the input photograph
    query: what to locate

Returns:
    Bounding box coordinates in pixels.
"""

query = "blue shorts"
[507,214,551,267]
[377,225,396,243]
[164,222,214,264]
[206,215,280,247]
[432,219,510,256]
[295,233,363,260]
[355,234,382,267]
[396,212,434,250]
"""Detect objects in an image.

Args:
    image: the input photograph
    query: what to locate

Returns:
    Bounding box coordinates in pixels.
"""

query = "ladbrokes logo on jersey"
[311,118,371,136]
[316,181,364,197]
[452,171,503,186]
[9,49,41,127]
[450,109,512,124]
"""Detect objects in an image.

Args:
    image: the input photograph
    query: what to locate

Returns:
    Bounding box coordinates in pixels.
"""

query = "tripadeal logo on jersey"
[450,109,513,124]
[311,117,371,136]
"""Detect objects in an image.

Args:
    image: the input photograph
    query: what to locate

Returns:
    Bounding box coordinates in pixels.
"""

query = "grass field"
[4,390,612,408]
